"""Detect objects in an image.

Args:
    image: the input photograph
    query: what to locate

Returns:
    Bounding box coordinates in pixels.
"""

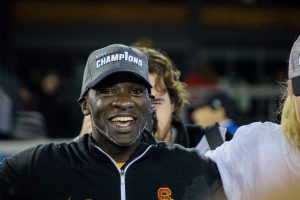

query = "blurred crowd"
[0,67,82,140]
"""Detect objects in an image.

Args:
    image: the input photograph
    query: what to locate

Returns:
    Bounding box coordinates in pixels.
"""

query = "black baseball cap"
[78,44,152,100]
[288,36,300,96]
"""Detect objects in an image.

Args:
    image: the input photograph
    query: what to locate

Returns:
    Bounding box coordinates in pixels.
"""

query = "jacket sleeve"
[0,146,38,200]
[182,151,226,200]
[204,156,226,200]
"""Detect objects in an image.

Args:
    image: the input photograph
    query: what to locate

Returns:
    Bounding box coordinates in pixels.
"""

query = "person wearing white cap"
[205,35,300,200]
[0,44,224,200]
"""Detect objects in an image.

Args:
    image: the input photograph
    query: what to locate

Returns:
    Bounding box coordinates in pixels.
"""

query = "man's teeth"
[111,116,134,122]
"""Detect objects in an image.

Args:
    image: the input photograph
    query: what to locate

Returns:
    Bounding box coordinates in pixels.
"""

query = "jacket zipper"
[94,145,153,200]
[120,170,125,200]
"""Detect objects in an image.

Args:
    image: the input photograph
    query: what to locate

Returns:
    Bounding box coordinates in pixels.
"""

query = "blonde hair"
[281,85,300,148]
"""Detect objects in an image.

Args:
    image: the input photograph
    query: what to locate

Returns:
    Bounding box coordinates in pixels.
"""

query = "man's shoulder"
[3,138,87,166]
[37,138,88,158]
[160,143,221,186]
[153,144,218,179]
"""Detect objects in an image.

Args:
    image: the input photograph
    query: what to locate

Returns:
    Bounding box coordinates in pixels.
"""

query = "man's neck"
[93,134,142,163]
[108,144,140,163]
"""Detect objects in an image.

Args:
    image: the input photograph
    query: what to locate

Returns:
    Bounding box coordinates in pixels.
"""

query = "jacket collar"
[87,129,157,163]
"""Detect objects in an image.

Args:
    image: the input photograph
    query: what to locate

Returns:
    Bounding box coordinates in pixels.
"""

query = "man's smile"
[109,115,137,132]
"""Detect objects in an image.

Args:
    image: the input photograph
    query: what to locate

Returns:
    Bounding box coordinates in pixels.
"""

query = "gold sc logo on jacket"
[158,187,174,200]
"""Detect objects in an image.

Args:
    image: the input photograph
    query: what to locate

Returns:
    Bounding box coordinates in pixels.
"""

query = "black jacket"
[0,131,223,200]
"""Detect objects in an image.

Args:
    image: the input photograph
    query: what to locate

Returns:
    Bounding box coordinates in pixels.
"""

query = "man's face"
[84,77,151,147]
[149,73,174,139]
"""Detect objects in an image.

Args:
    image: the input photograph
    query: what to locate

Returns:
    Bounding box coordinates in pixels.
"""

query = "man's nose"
[112,94,134,110]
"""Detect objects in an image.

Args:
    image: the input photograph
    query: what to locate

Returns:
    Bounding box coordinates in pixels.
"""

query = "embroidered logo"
[96,51,143,68]
[157,187,174,200]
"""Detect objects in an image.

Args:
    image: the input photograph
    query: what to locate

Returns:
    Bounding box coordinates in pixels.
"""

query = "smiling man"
[0,44,224,200]
[79,46,231,152]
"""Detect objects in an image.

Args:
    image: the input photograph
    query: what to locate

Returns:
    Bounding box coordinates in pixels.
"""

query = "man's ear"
[78,97,90,116]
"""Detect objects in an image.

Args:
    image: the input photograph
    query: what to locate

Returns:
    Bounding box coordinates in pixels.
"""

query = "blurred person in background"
[206,35,300,200]
[0,68,23,139]
[80,45,232,152]
[137,46,191,146]
[0,67,48,139]
[191,91,238,136]
[18,61,77,139]
[12,68,49,139]
[39,71,73,138]
[13,85,47,139]
[0,87,13,139]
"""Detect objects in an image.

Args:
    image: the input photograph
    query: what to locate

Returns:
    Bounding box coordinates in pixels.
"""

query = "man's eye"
[96,89,114,96]
[131,88,145,95]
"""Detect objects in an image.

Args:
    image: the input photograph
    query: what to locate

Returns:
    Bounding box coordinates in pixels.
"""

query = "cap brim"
[79,67,152,99]
[89,69,151,89]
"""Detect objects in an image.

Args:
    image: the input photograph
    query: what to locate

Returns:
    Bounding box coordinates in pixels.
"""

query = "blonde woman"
[206,35,300,200]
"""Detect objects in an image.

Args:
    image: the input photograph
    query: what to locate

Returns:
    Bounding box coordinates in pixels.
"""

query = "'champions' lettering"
[96,51,143,68]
